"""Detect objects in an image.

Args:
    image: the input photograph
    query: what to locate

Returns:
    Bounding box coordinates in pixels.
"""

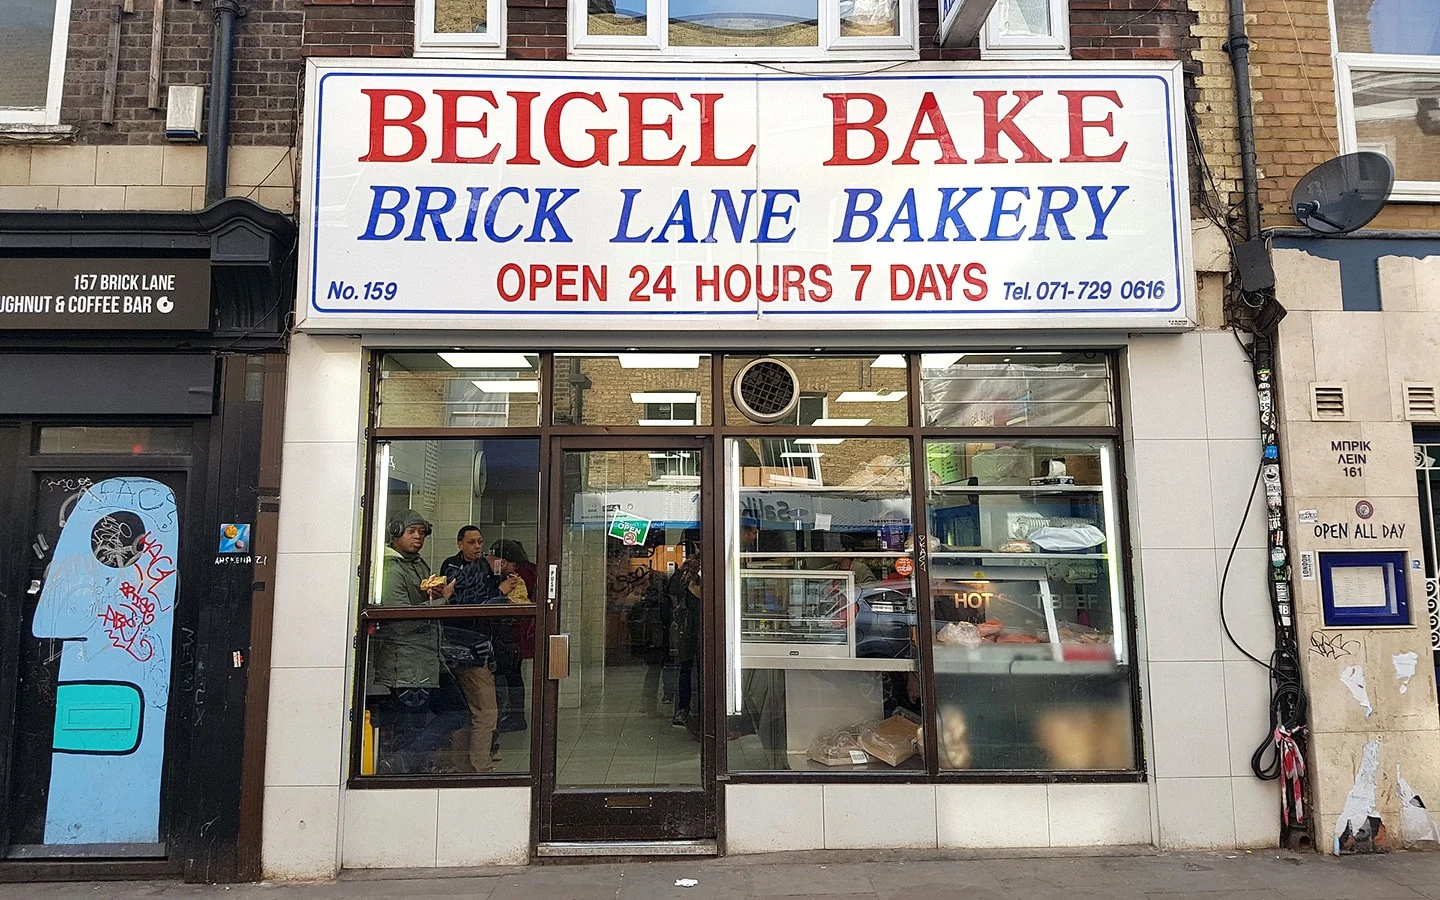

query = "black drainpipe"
[205,0,246,206]
[1224,0,1262,241]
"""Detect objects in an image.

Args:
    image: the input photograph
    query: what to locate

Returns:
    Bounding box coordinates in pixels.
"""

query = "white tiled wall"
[1123,331,1280,850]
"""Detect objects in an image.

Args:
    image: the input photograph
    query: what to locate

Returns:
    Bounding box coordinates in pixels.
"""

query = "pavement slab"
[4,850,1440,900]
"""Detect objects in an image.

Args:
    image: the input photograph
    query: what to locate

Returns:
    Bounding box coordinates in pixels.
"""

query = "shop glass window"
[1333,0,1440,198]
[921,352,1113,429]
[414,0,505,55]
[377,352,540,428]
[724,437,922,772]
[980,0,1069,58]
[926,438,1134,770]
[360,438,539,777]
[553,354,712,427]
[0,0,70,125]
[723,355,910,428]
[571,0,916,57]
[36,426,189,455]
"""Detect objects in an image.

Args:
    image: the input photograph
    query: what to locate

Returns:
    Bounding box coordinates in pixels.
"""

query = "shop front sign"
[300,60,1193,332]
[0,257,211,331]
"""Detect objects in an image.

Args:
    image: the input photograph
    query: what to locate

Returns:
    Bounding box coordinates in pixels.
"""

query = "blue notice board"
[1319,550,1411,628]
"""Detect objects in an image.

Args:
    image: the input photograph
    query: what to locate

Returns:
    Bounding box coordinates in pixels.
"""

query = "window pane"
[992,0,1052,39]
[368,438,540,605]
[724,355,910,427]
[926,438,1135,770]
[553,354,712,426]
[36,426,189,455]
[434,0,488,33]
[726,437,922,772]
[0,0,56,109]
[589,0,648,37]
[668,0,819,47]
[1335,0,1440,55]
[921,352,1113,428]
[363,617,534,775]
[840,0,899,37]
[1350,70,1440,183]
[377,352,540,428]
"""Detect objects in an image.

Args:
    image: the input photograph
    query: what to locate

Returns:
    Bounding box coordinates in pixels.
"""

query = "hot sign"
[299,60,1193,332]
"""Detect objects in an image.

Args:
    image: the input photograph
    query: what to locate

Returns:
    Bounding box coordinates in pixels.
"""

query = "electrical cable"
[1216,447,1309,783]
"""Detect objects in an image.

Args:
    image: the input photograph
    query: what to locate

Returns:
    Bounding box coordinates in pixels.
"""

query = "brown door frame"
[537,434,718,844]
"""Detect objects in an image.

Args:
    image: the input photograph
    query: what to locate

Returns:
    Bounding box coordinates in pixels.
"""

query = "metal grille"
[733,358,799,423]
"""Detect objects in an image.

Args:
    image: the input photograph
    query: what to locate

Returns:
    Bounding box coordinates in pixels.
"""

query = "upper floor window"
[980,0,1068,59]
[415,0,506,56]
[1332,0,1440,200]
[571,0,917,59]
[0,0,70,125]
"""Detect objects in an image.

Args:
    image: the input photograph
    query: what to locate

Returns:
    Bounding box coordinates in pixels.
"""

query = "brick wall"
[1187,0,1440,232]
[59,0,303,146]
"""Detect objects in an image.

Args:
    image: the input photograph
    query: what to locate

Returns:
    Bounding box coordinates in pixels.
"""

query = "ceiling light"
[472,380,540,393]
[631,392,698,404]
[638,419,696,426]
[922,353,964,370]
[440,352,535,369]
[793,438,845,445]
[836,391,907,403]
[618,353,702,369]
[870,355,906,368]
[811,417,871,427]
[780,451,823,459]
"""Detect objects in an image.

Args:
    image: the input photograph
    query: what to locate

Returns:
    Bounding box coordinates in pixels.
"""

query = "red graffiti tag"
[98,532,175,662]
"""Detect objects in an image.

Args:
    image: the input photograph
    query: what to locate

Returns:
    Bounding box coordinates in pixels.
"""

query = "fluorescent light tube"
[836,391,907,403]
[440,352,535,369]
[472,380,540,393]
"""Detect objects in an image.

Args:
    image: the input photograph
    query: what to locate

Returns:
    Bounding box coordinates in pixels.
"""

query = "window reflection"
[840,0,899,37]
[378,352,540,428]
[554,354,711,426]
[589,0,648,36]
[1334,0,1440,55]
[724,355,909,427]
[434,0,488,33]
[668,0,819,47]
[921,352,1112,428]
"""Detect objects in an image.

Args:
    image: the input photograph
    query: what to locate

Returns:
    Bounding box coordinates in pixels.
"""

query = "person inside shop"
[833,533,880,586]
[489,539,537,734]
[372,510,469,774]
[669,535,703,737]
[439,525,505,773]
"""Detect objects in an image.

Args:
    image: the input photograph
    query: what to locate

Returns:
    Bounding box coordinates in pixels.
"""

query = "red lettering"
[963,262,987,301]
[359,89,427,163]
[528,264,553,301]
[976,91,1053,164]
[433,89,500,164]
[556,264,579,301]
[692,93,756,167]
[1060,90,1127,163]
[620,92,685,166]
[823,93,889,166]
[544,92,616,168]
[893,92,965,166]
[508,91,542,166]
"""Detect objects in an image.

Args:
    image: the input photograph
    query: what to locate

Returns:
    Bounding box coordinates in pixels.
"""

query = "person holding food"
[372,510,466,774]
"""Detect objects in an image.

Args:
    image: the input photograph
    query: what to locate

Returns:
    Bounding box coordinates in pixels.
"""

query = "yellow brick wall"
[1187,0,1440,232]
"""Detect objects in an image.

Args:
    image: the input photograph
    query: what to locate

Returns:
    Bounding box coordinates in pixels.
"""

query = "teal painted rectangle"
[53,682,142,754]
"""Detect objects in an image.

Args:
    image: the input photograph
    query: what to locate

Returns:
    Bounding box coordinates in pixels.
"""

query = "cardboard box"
[741,466,762,486]
[1064,454,1104,486]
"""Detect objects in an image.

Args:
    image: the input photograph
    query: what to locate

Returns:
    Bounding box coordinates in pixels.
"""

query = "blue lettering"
[1031,186,1079,241]
[1083,185,1129,240]
[612,188,653,243]
[703,189,756,243]
[754,189,800,244]
[457,187,489,242]
[406,186,456,242]
[879,188,923,243]
[836,188,883,243]
[654,191,698,244]
[484,186,528,243]
[931,187,981,242]
[983,186,1030,241]
[526,187,579,243]
[359,186,410,241]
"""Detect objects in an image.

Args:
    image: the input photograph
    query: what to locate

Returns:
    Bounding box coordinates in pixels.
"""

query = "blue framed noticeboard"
[1319,550,1411,628]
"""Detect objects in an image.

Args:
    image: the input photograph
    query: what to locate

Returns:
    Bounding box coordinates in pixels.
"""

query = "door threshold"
[536,840,718,859]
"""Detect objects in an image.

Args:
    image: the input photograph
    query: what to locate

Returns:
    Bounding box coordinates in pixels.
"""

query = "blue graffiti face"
[31,477,179,846]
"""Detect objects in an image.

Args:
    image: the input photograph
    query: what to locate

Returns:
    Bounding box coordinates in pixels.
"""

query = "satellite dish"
[1292,151,1394,235]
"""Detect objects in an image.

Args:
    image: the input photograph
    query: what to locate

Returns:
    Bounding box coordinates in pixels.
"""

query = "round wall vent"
[733,357,799,424]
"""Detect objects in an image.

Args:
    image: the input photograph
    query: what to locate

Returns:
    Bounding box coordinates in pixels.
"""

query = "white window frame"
[414,0,506,58]
[979,0,1069,60]
[568,0,917,61]
[1329,0,1440,202]
[1,0,71,126]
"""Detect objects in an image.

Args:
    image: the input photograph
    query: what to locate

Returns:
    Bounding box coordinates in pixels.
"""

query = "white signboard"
[299,59,1193,332]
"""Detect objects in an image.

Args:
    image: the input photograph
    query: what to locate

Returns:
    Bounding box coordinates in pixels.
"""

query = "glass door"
[539,438,715,844]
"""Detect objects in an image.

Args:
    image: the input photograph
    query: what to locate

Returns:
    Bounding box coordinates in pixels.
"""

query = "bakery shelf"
[931,551,1109,560]
[928,484,1104,494]
[739,655,918,673]
[931,644,1119,676]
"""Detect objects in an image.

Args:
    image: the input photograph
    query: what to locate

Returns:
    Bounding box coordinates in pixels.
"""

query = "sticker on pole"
[608,512,652,546]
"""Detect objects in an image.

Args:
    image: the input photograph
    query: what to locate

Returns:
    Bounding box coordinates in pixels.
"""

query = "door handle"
[548,633,570,680]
